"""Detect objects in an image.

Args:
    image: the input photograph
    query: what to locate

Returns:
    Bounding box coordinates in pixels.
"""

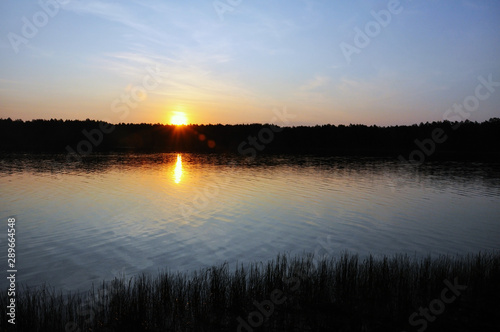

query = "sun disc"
[170,112,188,126]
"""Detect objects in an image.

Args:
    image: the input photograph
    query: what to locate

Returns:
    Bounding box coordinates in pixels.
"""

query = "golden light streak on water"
[174,154,183,184]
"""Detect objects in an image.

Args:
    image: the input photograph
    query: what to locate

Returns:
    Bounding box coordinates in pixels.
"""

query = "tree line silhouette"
[1,117,499,160]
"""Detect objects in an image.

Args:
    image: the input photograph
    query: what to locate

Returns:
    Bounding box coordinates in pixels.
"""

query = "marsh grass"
[1,252,499,331]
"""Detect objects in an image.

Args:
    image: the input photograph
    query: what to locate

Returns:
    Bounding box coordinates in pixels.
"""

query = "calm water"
[1,153,499,292]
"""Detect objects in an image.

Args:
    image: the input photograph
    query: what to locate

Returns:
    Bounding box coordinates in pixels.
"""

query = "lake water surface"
[0,153,499,292]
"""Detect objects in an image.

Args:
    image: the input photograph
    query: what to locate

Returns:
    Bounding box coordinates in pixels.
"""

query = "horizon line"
[1,117,499,129]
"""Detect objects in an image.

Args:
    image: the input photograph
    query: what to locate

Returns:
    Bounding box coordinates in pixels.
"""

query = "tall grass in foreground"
[1,252,499,331]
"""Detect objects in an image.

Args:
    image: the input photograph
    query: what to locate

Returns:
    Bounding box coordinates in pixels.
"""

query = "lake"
[0,153,499,293]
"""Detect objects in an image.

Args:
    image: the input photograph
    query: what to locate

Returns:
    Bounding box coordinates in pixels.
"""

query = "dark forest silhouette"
[1,118,499,161]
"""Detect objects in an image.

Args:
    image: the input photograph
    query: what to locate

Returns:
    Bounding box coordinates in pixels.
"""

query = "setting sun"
[170,112,188,126]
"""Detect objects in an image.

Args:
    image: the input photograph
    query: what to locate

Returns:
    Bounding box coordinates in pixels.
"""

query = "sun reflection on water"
[174,154,183,184]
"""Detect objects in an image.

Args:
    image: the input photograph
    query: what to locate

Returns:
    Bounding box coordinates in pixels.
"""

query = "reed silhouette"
[1,252,498,331]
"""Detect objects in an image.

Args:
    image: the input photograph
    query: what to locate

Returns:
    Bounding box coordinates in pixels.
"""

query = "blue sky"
[0,0,499,125]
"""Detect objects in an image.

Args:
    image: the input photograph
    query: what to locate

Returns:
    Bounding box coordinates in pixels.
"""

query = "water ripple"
[0,154,499,292]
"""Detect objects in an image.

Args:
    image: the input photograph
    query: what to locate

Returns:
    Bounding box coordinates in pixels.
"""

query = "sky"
[0,0,499,126]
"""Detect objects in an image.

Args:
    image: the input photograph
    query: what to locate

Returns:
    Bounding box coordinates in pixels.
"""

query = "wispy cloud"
[93,48,256,107]
[300,75,330,91]
[65,0,162,43]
